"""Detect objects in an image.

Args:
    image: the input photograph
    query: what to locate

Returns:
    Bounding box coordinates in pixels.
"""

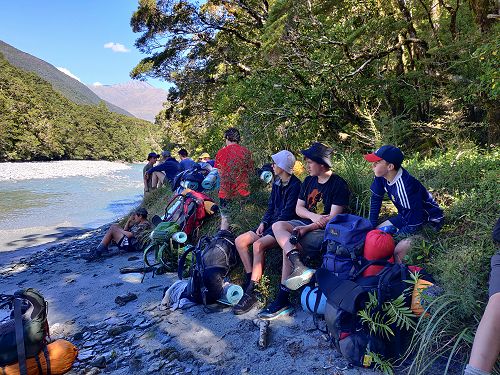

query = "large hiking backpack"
[317,264,416,368]
[172,164,210,193]
[321,214,373,279]
[161,189,215,237]
[0,289,49,372]
[177,230,237,305]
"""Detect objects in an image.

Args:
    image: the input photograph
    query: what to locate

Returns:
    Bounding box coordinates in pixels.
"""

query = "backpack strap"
[316,268,365,314]
[13,297,27,375]
[177,245,195,280]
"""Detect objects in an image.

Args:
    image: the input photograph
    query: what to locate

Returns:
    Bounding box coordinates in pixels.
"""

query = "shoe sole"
[257,306,294,321]
[284,269,315,291]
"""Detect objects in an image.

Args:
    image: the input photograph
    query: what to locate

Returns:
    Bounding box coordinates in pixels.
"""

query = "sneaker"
[284,265,315,291]
[257,299,293,320]
[81,250,102,262]
[233,292,258,315]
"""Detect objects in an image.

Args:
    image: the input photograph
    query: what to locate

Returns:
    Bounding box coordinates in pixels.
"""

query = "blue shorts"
[388,215,444,239]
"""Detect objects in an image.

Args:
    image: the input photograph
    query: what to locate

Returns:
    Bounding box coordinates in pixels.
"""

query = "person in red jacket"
[215,128,254,230]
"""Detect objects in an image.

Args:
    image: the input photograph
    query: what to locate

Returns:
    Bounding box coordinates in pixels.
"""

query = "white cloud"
[56,67,81,82]
[92,82,103,86]
[104,42,130,53]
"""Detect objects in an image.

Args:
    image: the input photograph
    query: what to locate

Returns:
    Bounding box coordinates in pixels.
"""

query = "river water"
[0,161,144,253]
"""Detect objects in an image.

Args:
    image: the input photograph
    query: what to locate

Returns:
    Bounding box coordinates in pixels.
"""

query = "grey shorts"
[288,220,325,256]
[489,251,500,298]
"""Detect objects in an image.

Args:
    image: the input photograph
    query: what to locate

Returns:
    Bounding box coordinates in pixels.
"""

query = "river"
[0,160,144,253]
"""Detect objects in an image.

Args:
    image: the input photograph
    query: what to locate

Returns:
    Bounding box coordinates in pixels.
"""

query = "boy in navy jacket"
[364,145,444,262]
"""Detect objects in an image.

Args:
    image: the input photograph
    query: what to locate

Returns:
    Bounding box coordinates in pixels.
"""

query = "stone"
[147,361,164,373]
[89,356,106,369]
[133,317,145,327]
[78,350,93,361]
[108,325,133,337]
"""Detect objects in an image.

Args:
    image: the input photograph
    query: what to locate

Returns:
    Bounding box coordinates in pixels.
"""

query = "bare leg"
[152,172,165,188]
[468,293,500,372]
[394,239,412,263]
[235,231,260,273]
[101,224,129,246]
[251,235,278,282]
[272,221,295,282]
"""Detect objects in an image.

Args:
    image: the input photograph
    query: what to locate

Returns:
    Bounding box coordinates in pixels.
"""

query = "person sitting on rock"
[233,150,301,315]
[145,150,181,189]
[82,208,151,261]
[258,142,350,320]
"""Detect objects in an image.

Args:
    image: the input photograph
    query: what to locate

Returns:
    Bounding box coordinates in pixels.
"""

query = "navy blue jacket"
[369,168,444,235]
[147,157,181,184]
[261,174,301,226]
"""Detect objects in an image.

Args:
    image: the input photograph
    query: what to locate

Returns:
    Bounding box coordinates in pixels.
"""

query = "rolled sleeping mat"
[260,171,273,184]
[201,169,219,190]
[301,286,327,315]
[217,283,244,306]
[172,231,188,244]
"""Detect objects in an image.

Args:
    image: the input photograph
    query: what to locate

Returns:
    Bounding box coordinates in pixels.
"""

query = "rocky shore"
[0,225,375,375]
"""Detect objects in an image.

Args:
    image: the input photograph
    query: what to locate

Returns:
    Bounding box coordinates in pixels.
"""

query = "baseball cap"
[161,150,171,158]
[271,150,296,174]
[147,152,159,160]
[364,145,404,168]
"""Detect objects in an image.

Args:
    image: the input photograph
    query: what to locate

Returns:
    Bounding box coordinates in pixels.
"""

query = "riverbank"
[0,225,375,375]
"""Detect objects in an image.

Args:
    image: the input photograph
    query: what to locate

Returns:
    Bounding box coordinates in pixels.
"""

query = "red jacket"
[215,143,253,199]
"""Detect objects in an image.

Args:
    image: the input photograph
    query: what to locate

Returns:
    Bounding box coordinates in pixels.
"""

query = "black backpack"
[177,230,237,305]
[172,164,210,192]
[316,264,415,368]
[0,289,49,373]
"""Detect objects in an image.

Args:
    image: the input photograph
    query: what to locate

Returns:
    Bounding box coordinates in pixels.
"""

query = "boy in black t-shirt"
[258,142,350,320]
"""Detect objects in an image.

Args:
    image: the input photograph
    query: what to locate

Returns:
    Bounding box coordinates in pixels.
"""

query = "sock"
[246,280,256,294]
[277,284,290,304]
[287,249,304,269]
[464,365,491,375]
[244,272,252,289]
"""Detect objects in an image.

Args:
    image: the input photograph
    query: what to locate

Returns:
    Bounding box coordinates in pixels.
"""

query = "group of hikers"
[81,127,499,374]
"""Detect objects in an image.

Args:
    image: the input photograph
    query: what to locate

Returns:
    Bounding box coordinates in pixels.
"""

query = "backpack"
[321,214,373,280]
[172,164,210,193]
[317,264,416,368]
[0,289,49,373]
[161,189,215,237]
[177,230,237,306]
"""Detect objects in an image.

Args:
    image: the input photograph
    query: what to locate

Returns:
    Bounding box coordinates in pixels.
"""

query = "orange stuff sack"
[411,278,434,316]
[1,339,78,375]
[362,229,395,277]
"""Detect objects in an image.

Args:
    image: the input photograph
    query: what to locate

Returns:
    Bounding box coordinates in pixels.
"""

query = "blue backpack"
[321,214,373,280]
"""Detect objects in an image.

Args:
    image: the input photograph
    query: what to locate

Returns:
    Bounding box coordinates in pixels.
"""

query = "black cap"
[300,142,333,168]
[147,152,159,160]
[135,207,148,217]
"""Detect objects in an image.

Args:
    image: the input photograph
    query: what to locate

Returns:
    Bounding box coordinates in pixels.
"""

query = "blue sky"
[0,0,171,89]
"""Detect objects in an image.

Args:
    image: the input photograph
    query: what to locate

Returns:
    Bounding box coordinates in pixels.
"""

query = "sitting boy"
[258,142,350,320]
[364,145,444,263]
[233,150,301,315]
[82,208,151,261]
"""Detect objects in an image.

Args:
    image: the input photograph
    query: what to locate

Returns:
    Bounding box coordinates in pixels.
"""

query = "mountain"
[88,81,168,122]
[0,40,133,117]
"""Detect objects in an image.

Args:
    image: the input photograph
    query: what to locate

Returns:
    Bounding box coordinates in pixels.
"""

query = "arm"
[296,199,323,223]
[369,178,385,227]
[276,180,301,222]
[261,186,276,226]
[146,163,166,174]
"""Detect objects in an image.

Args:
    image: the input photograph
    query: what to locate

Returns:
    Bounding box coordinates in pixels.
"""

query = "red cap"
[363,153,383,162]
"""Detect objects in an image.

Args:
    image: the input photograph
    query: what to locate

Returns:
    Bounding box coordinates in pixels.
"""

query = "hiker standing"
[259,142,350,320]
[214,128,254,230]
[233,150,301,315]
[363,145,444,263]
[143,152,159,194]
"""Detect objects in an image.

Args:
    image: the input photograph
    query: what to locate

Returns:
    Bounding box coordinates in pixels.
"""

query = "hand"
[256,223,265,236]
[293,225,309,238]
[316,216,330,228]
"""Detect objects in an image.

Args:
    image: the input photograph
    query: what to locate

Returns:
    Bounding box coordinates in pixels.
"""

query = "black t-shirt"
[298,174,350,224]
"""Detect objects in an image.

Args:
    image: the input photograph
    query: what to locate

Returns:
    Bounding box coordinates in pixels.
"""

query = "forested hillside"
[0,53,162,162]
[131,1,499,373]
[131,0,498,160]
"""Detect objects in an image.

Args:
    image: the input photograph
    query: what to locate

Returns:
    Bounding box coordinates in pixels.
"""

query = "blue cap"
[364,145,404,168]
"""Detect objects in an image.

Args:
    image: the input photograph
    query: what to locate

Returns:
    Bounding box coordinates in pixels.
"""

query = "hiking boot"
[257,299,293,320]
[81,250,102,262]
[284,265,315,291]
[233,292,258,315]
